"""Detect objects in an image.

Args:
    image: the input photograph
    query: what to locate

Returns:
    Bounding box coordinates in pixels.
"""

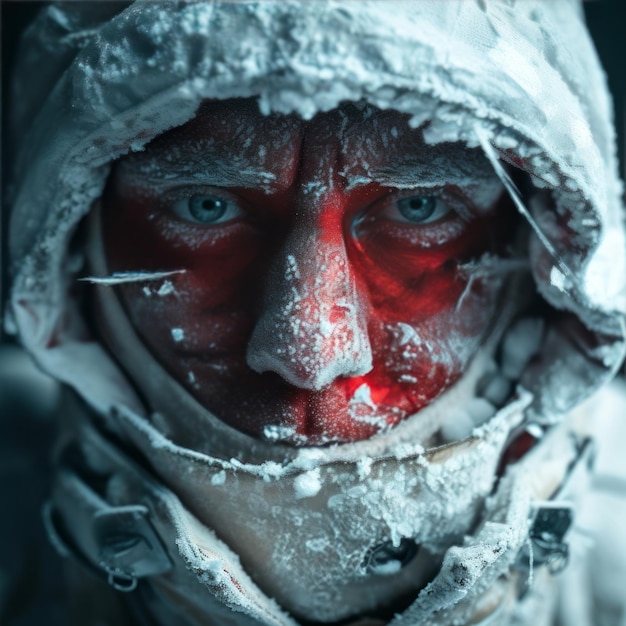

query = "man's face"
[102,98,512,445]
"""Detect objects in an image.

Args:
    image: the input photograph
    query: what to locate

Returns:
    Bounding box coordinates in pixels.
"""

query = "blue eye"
[189,195,227,223]
[173,193,243,225]
[396,195,445,223]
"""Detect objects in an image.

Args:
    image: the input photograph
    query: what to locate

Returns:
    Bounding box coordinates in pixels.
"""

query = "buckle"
[528,504,572,574]
[43,498,172,592]
[94,505,172,590]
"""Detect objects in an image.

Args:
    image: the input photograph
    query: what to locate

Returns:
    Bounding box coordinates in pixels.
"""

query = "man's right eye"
[173,193,244,225]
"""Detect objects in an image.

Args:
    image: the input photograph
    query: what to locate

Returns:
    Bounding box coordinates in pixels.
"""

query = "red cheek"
[349,216,496,324]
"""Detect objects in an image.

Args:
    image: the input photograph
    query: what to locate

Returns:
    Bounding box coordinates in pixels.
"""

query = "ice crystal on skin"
[397,323,420,346]
[263,424,299,443]
[348,383,393,434]
[79,269,186,285]
[115,99,298,199]
[350,383,378,410]
[171,327,185,342]
[157,280,175,296]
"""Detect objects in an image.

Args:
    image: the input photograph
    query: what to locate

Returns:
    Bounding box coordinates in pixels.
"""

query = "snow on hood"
[6,0,626,425]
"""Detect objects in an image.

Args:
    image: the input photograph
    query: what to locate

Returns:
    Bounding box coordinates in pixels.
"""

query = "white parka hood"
[5,2,626,625]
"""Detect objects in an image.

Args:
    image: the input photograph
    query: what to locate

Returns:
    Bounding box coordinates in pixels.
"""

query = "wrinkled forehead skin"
[6,0,626,413]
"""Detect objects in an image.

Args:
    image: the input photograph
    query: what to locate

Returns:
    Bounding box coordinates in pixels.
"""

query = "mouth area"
[173,352,462,446]
[259,378,415,445]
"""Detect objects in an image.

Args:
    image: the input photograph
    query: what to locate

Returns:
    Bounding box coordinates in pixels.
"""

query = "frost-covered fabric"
[5,1,626,625]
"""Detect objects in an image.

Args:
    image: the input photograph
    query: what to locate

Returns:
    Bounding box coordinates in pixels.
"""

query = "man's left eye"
[393,194,450,224]
[173,193,244,225]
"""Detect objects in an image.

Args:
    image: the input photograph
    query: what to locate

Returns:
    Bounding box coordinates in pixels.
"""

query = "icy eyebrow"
[115,151,278,192]
[341,141,502,199]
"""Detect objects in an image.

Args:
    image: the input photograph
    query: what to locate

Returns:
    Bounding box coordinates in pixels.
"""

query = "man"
[5,1,626,624]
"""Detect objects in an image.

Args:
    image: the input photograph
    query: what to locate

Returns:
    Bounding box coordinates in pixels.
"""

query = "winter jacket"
[5,2,626,624]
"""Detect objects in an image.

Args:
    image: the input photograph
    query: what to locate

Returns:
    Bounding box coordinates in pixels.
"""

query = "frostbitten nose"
[246,228,373,390]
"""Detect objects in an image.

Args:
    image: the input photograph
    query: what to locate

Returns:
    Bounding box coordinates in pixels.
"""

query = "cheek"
[350,217,495,324]
[358,287,499,417]
[346,215,508,413]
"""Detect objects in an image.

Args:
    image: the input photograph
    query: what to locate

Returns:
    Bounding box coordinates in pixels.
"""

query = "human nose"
[246,221,373,391]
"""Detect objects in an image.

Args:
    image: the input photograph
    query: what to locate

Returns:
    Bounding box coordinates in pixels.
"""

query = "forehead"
[117,98,497,192]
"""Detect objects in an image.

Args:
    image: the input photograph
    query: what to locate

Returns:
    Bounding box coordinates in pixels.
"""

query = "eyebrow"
[116,154,279,192]
[342,147,499,191]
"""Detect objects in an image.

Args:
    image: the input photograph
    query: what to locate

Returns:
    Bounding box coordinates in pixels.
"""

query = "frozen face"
[101,98,515,445]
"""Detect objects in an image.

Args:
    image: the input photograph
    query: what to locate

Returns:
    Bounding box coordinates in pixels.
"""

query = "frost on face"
[103,99,521,445]
[263,423,298,443]
[347,383,390,432]
[351,383,377,410]
[157,280,175,296]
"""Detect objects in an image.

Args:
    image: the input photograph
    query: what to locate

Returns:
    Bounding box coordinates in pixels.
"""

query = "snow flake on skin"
[397,322,420,346]
[157,280,175,296]
[350,383,377,410]
[187,370,201,390]
[142,279,176,298]
[263,423,298,443]
[347,383,393,433]
[171,327,185,342]
[385,321,471,373]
